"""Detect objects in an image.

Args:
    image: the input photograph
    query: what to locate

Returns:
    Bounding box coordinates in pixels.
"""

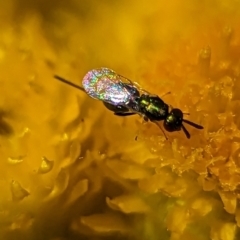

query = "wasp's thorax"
[164,108,183,132]
[138,94,169,121]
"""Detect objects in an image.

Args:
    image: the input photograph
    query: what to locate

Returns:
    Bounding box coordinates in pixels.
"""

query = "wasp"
[54,68,203,139]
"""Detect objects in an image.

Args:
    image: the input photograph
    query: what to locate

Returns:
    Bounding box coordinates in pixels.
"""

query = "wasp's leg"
[161,92,171,98]
[134,115,149,141]
[114,112,136,116]
[152,121,168,140]
[103,102,129,113]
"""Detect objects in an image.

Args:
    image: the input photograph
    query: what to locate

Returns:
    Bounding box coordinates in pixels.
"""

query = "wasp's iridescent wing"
[82,68,139,106]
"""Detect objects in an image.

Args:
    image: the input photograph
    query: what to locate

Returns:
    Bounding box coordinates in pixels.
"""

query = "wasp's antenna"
[181,124,190,139]
[54,75,85,92]
[182,119,204,129]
